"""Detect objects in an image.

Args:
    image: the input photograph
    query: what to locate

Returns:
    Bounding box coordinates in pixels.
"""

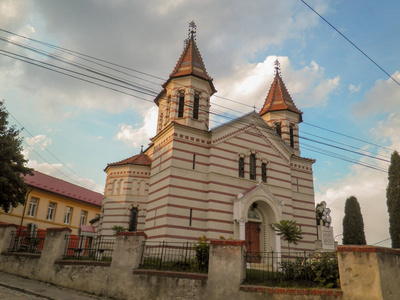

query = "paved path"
[0,271,113,300]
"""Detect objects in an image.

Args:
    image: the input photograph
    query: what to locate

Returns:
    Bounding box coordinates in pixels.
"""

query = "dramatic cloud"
[214,56,340,114]
[114,107,158,148]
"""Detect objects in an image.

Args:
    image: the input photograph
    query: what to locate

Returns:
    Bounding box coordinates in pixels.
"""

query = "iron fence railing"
[139,241,209,273]
[245,251,339,288]
[8,230,46,253]
[63,235,115,261]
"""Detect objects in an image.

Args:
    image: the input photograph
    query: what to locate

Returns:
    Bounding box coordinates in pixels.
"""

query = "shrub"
[194,235,209,272]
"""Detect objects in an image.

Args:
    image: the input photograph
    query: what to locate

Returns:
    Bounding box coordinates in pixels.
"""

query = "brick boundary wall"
[338,245,400,255]
[240,286,343,297]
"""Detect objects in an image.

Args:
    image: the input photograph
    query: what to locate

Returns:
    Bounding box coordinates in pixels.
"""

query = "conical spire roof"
[106,151,151,168]
[259,61,302,119]
[155,22,216,105]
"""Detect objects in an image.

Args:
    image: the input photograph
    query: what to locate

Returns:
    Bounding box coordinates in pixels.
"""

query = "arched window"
[290,125,294,147]
[112,180,117,195]
[193,94,199,119]
[178,92,185,118]
[129,207,138,231]
[261,163,267,183]
[165,96,171,122]
[238,157,245,178]
[276,123,282,137]
[250,154,256,180]
[118,179,123,194]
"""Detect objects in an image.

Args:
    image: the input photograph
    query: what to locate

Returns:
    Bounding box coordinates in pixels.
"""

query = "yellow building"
[0,171,103,235]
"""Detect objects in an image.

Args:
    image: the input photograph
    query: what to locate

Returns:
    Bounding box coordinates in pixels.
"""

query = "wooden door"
[245,222,261,263]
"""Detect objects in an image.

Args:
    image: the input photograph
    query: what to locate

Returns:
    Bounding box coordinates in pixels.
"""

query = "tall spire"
[259,59,302,120]
[168,21,215,91]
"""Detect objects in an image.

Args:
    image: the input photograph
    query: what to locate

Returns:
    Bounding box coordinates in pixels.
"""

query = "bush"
[194,235,209,272]
[278,252,339,288]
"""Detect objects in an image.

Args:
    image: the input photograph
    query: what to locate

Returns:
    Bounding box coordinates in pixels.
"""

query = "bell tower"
[259,60,303,155]
[154,21,216,134]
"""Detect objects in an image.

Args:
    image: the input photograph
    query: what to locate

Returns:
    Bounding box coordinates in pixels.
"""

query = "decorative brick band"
[337,245,400,256]
[54,260,111,267]
[133,269,207,280]
[210,239,246,246]
[46,227,72,233]
[240,285,343,297]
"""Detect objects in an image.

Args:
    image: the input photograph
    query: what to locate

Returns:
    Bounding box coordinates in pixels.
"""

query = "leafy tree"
[342,196,366,245]
[273,220,303,253]
[0,101,33,212]
[387,151,400,248]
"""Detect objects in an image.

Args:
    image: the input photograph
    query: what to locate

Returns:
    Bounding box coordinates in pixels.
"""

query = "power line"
[300,0,400,87]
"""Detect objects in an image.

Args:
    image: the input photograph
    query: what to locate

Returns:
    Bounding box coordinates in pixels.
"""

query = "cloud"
[349,83,361,93]
[114,107,158,147]
[356,71,400,116]
[214,56,340,114]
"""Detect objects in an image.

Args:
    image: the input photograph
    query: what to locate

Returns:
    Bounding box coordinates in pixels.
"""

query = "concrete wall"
[0,225,346,299]
[338,245,400,300]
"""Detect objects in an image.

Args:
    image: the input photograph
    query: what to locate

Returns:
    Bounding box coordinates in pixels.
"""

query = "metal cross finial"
[274,59,281,76]
[188,20,197,39]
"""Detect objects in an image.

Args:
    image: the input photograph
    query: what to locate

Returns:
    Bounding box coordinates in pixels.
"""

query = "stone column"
[0,224,18,253]
[239,218,246,240]
[206,239,246,299]
[37,227,71,281]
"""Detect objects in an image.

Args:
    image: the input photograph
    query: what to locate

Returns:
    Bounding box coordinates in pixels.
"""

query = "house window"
[261,163,267,183]
[64,207,73,224]
[290,125,294,147]
[276,123,282,137]
[80,210,88,226]
[189,209,193,226]
[27,197,39,217]
[46,202,57,221]
[129,207,138,231]
[250,154,256,180]
[238,157,245,178]
[193,154,196,170]
[193,94,199,119]
[178,92,185,118]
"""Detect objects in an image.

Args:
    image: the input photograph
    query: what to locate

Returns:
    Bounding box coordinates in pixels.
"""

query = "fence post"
[37,227,72,281]
[206,239,246,299]
[0,224,17,253]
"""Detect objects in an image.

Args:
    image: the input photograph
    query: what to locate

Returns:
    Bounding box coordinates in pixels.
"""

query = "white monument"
[315,201,337,251]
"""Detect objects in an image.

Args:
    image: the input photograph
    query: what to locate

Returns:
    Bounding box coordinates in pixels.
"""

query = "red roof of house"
[106,151,152,168]
[23,171,103,207]
[259,66,302,119]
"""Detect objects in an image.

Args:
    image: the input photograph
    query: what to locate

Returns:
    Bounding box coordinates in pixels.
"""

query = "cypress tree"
[387,151,400,248]
[342,196,367,245]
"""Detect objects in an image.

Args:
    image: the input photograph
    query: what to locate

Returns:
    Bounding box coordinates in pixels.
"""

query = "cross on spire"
[274,59,281,77]
[184,21,197,47]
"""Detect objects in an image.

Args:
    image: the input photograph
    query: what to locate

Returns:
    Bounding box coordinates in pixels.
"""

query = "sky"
[1,0,399,247]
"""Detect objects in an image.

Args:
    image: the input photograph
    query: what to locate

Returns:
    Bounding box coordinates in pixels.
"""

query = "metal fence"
[63,235,115,261]
[245,251,339,287]
[8,230,46,253]
[140,241,209,273]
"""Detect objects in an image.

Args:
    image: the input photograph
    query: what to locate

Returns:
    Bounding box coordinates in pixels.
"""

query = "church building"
[97,23,317,252]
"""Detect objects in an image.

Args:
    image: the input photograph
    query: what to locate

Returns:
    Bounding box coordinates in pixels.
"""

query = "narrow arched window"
[129,207,138,231]
[239,157,244,178]
[250,154,256,180]
[261,163,267,183]
[290,125,294,147]
[276,123,282,137]
[193,94,199,119]
[178,92,185,118]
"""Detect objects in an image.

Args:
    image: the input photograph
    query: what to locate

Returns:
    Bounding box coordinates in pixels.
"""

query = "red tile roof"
[106,152,152,168]
[23,171,103,206]
[259,69,302,119]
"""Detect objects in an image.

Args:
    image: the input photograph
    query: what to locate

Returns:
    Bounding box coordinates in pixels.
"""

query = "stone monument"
[315,201,337,251]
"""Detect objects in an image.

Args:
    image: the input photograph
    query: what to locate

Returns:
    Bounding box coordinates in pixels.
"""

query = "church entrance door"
[245,221,261,263]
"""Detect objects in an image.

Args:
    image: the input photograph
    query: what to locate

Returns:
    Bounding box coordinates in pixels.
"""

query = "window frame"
[249,154,256,180]
[261,162,267,183]
[80,210,88,226]
[129,207,139,232]
[178,92,185,118]
[290,124,294,147]
[193,93,199,119]
[46,202,57,221]
[27,197,39,217]
[64,206,73,224]
[238,157,245,178]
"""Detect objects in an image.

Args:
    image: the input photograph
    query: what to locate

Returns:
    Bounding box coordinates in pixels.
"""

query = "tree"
[273,220,303,253]
[387,151,400,248]
[0,101,33,212]
[342,196,366,245]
